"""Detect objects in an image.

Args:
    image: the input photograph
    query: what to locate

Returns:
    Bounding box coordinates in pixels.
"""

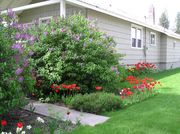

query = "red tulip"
[17,122,23,128]
[76,86,80,90]
[1,120,7,126]
[95,86,102,91]
[55,89,59,93]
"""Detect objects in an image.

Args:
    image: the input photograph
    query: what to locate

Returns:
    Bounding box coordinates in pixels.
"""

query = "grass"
[66,68,180,134]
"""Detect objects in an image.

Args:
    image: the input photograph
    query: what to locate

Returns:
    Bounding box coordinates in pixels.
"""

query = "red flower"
[67,85,72,90]
[126,91,133,96]
[141,89,145,92]
[62,84,67,89]
[1,120,7,126]
[133,86,137,89]
[56,85,60,90]
[76,86,80,90]
[51,84,55,89]
[17,122,23,128]
[158,81,161,84]
[72,84,77,88]
[95,86,102,91]
[55,89,59,93]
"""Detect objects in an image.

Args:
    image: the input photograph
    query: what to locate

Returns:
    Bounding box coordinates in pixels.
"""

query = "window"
[39,16,52,24]
[150,32,156,46]
[131,25,143,48]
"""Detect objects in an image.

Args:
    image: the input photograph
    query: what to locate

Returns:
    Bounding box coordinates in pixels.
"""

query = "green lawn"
[67,68,180,134]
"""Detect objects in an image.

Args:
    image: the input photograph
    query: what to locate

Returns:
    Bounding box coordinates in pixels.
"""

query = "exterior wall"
[19,4,86,23]
[145,29,161,64]
[87,9,145,65]
[159,34,167,70]
[87,9,163,66]
[18,3,180,70]
[165,37,180,69]
[19,4,60,23]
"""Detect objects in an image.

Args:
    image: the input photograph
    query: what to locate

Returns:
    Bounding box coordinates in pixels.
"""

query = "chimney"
[148,5,155,25]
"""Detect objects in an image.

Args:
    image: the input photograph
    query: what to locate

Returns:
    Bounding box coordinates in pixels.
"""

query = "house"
[1,0,180,70]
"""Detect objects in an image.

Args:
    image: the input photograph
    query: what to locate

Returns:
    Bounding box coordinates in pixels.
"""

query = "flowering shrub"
[0,10,35,114]
[29,15,121,96]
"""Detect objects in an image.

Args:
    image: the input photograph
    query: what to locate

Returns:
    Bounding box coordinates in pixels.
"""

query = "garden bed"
[0,108,76,134]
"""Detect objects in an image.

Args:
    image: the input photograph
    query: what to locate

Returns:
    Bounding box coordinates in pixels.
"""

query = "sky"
[83,0,180,30]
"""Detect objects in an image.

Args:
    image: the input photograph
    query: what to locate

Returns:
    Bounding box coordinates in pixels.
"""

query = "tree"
[175,12,180,34]
[159,10,170,29]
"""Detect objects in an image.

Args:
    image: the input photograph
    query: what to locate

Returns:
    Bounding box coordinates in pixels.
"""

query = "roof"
[1,0,180,39]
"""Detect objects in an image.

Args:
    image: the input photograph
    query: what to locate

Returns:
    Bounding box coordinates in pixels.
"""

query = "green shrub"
[0,11,35,114]
[68,92,122,114]
[29,15,122,95]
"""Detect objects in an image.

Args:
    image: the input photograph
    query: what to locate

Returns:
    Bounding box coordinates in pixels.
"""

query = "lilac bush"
[28,15,121,96]
[0,10,35,114]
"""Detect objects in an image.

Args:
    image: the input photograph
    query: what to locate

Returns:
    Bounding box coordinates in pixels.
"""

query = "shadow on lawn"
[149,68,180,80]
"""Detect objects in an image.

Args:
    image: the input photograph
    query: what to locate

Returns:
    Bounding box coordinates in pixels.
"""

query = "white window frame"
[131,24,143,49]
[150,32,156,46]
[39,16,52,24]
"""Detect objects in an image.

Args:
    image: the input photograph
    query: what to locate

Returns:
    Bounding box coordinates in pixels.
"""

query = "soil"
[0,108,76,134]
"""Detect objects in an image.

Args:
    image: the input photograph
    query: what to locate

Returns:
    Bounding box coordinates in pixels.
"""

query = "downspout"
[144,27,147,63]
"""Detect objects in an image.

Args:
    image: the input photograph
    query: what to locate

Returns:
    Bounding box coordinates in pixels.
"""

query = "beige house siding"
[87,9,164,65]
[145,29,161,63]
[165,37,180,69]
[19,4,60,23]
[17,3,180,70]
[19,4,86,23]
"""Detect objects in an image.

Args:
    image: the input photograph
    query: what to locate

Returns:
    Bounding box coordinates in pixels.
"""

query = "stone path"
[24,101,109,126]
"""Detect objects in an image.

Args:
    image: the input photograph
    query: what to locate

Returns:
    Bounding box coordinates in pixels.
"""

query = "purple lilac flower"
[18,24,24,30]
[23,59,29,67]
[7,9,14,18]
[73,35,80,41]
[15,68,23,75]
[59,28,65,32]
[12,43,22,50]
[15,32,21,40]
[29,36,35,42]
[28,50,34,56]
[44,31,48,36]
[14,54,20,63]
[21,33,30,40]
[12,43,24,53]
[11,22,18,28]
[29,36,35,45]
[51,28,55,34]
[18,76,24,83]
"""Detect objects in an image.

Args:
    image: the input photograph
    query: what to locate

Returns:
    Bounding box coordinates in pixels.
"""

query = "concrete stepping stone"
[24,101,109,126]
